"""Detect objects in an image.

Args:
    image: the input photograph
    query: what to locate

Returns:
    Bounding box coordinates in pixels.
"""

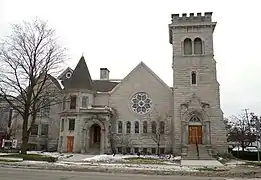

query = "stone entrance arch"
[81,119,105,154]
[90,124,101,149]
[181,109,211,146]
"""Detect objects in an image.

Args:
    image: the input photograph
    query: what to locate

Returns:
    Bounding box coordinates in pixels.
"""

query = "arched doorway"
[90,124,101,149]
[188,115,203,144]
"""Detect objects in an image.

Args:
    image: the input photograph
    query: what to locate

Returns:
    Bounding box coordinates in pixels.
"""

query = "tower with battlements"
[169,12,227,158]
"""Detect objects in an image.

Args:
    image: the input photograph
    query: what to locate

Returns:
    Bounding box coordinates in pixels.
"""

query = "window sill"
[183,54,204,57]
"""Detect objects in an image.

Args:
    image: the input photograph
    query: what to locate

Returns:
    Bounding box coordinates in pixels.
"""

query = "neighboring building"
[11,75,62,151]
[57,12,227,158]
[0,98,10,147]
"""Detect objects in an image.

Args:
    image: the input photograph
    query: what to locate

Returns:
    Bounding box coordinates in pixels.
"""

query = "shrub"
[217,152,234,159]
[231,151,261,161]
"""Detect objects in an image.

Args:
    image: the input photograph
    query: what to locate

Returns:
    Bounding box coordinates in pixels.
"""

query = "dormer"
[58,67,73,88]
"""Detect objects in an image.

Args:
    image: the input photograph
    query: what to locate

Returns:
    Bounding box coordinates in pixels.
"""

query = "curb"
[0,163,260,178]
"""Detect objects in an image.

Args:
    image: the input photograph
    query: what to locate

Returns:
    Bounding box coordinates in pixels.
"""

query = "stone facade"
[11,12,226,157]
[11,77,61,151]
[169,12,227,156]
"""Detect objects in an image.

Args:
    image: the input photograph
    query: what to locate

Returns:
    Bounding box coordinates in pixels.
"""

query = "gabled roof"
[66,56,93,90]
[110,61,171,94]
[47,74,62,90]
[57,67,73,80]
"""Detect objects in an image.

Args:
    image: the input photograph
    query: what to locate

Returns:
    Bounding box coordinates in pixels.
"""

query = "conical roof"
[66,56,93,90]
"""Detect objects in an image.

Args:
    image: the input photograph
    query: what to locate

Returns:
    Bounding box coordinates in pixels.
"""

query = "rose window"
[130,92,152,115]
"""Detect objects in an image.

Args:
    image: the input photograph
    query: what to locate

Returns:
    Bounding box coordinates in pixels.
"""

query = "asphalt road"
[0,167,257,180]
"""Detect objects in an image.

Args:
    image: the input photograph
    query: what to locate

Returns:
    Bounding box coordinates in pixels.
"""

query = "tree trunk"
[20,114,29,155]
[20,132,29,154]
[157,143,160,156]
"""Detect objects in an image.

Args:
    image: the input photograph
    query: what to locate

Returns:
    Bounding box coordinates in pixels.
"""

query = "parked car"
[232,146,258,152]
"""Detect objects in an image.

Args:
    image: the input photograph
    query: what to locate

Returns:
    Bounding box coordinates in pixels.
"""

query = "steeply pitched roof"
[47,74,62,90]
[66,56,93,90]
[110,61,171,94]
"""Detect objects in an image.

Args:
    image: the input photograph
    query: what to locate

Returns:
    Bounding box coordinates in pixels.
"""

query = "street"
[0,167,258,180]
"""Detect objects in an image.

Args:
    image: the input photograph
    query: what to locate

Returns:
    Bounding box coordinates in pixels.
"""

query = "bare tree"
[0,18,65,154]
[227,110,257,152]
[147,110,170,155]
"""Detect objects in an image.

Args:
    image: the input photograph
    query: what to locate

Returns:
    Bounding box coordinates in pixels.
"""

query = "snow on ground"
[83,154,181,163]
[225,160,246,166]
[0,153,12,156]
[83,154,136,162]
[55,161,196,172]
[26,151,72,160]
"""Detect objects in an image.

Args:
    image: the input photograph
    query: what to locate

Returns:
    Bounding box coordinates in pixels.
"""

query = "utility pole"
[255,115,261,162]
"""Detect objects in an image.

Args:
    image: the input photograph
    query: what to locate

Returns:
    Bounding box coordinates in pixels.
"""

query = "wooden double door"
[188,125,203,144]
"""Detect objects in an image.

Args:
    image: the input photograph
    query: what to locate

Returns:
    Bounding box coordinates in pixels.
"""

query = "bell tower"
[169,12,227,156]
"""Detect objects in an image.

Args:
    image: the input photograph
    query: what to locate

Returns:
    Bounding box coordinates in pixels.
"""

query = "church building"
[57,12,227,159]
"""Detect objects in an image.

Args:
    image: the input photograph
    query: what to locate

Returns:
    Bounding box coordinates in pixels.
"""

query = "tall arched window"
[160,121,165,134]
[135,121,139,133]
[194,38,203,55]
[126,121,131,134]
[143,121,148,133]
[118,121,122,133]
[191,71,197,85]
[152,121,157,134]
[184,38,192,55]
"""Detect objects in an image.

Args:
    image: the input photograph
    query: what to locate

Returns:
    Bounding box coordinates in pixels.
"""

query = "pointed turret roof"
[66,56,93,90]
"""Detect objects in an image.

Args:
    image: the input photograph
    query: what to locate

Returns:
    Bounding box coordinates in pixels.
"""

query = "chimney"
[100,68,110,80]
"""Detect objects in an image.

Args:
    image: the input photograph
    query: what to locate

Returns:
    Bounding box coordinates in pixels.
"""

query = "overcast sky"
[1,0,260,117]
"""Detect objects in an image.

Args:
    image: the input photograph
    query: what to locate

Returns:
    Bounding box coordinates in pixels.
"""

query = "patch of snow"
[173,156,181,160]
[19,161,49,165]
[26,151,71,160]
[83,154,137,162]
[0,153,13,156]
[83,154,179,163]
[218,157,223,161]
[226,160,246,166]
[56,161,196,172]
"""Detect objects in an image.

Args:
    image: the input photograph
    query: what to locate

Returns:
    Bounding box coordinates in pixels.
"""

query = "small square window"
[143,148,147,154]
[82,96,89,108]
[134,147,139,154]
[160,148,165,154]
[126,147,131,154]
[151,148,156,154]
[117,147,122,154]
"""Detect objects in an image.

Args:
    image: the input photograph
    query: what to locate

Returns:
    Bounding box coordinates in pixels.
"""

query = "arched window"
[135,121,139,133]
[194,38,203,55]
[152,121,157,134]
[118,121,122,133]
[143,121,148,133]
[160,121,165,134]
[191,71,197,85]
[184,38,192,55]
[126,121,131,134]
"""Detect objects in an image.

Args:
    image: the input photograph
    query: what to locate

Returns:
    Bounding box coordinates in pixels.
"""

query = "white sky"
[1,0,261,117]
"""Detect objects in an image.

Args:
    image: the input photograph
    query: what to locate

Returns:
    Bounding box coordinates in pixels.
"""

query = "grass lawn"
[0,153,57,162]
[245,161,261,167]
[123,157,167,165]
[0,159,22,163]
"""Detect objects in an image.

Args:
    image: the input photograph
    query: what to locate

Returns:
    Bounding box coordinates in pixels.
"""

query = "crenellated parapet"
[171,12,213,24]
